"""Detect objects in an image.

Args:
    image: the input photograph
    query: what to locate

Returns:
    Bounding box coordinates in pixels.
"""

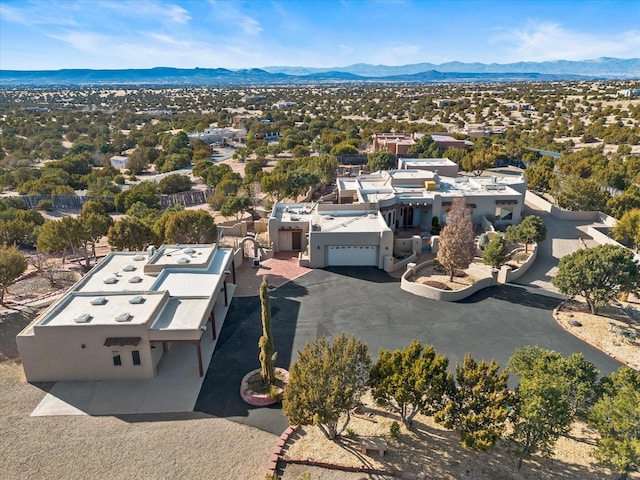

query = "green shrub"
[390,421,401,440]
[37,199,53,211]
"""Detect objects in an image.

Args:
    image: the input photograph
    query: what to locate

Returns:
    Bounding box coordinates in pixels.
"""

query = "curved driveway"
[196,267,623,434]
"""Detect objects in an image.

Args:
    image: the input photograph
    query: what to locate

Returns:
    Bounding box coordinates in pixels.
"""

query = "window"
[495,206,514,221]
[112,351,122,366]
[132,350,141,366]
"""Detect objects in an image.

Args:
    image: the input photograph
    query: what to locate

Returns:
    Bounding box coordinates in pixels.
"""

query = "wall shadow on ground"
[458,285,563,311]
[322,266,399,284]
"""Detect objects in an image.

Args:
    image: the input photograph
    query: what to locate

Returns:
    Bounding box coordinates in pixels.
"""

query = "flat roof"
[399,158,457,167]
[150,297,211,337]
[151,247,233,297]
[73,253,158,293]
[271,203,315,221]
[37,291,168,327]
[146,244,216,269]
[313,211,389,233]
[32,244,233,335]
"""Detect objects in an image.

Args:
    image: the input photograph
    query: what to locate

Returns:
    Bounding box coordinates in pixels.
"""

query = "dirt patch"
[413,263,477,291]
[556,300,640,369]
[281,392,631,480]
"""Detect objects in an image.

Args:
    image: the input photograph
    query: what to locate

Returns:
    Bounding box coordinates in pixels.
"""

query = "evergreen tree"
[283,333,371,440]
[370,340,452,428]
[258,276,276,386]
[483,234,509,269]
[0,244,28,304]
[435,354,512,450]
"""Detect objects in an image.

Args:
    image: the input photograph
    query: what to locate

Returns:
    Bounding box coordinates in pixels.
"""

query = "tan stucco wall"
[17,323,155,382]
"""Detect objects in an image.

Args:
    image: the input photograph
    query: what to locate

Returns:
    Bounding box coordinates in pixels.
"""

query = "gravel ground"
[0,307,277,480]
[279,393,633,480]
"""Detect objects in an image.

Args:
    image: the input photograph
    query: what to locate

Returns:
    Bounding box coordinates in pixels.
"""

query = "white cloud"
[98,1,191,24]
[492,21,640,62]
[207,0,262,36]
[370,43,423,65]
[0,2,78,26]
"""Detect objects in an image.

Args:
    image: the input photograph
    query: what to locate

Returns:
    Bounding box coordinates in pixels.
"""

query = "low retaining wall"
[525,191,600,221]
[402,243,538,302]
[503,244,538,283]
[385,250,417,273]
[401,260,496,301]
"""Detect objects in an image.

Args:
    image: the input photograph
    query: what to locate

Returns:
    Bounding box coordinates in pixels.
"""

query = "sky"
[1,0,639,71]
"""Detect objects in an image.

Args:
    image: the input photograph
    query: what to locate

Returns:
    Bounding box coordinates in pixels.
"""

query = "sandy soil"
[556,299,640,370]
[280,392,635,480]
[0,308,277,480]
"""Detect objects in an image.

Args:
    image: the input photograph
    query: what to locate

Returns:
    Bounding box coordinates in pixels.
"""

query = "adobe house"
[17,244,236,382]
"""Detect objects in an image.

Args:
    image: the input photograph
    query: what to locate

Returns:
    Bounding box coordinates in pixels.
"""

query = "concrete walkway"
[513,202,612,292]
[31,285,235,416]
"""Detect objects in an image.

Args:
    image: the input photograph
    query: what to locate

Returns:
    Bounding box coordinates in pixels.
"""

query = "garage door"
[327,246,378,266]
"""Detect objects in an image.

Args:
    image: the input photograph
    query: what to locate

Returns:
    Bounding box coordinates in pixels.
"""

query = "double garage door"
[327,246,378,266]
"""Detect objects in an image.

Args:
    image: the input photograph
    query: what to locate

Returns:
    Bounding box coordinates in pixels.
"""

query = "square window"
[132,350,141,366]
[495,206,513,221]
[112,351,122,366]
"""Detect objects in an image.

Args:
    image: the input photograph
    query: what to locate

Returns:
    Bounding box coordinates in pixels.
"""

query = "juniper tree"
[370,340,452,428]
[283,333,371,440]
[258,275,276,385]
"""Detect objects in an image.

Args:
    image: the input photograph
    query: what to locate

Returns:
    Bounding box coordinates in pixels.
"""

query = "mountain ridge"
[1,58,638,87]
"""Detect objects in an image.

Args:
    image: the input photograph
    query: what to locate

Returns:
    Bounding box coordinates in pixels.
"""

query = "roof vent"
[177,257,190,264]
[123,264,136,272]
[128,275,142,283]
[129,295,144,304]
[103,275,118,284]
[73,312,91,323]
[132,254,145,261]
[90,296,107,306]
[369,214,377,219]
[183,247,196,254]
[114,312,131,322]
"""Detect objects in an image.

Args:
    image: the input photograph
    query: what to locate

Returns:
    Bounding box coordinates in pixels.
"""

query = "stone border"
[266,425,298,477]
[240,367,289,407]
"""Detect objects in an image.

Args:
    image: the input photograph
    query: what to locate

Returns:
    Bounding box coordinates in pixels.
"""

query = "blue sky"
[1,0,638,70]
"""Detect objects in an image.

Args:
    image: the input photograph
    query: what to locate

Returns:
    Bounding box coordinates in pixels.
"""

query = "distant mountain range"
[1,58,638,87]
[264,57,640,77]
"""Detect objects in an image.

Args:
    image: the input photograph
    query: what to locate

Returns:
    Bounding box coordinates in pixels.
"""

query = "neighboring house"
[268,203,393,269]
[274,101,297,109]
[110,155,129,170]
[397,157,459,177]
[464,124,507,137]
[187,128,234,145]
[617,89,640,97]
[17,244,236,382]
[371,133,417,155]
[268,169,525,269]
[430,133,473,151]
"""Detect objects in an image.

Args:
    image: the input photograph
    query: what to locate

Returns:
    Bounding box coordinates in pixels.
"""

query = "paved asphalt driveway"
[195,267,623,435]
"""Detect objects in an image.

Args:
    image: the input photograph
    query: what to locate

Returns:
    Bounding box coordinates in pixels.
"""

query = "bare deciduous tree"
[437,197,476,281]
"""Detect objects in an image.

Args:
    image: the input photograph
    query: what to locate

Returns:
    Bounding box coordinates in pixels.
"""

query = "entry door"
[292,231,301,251]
